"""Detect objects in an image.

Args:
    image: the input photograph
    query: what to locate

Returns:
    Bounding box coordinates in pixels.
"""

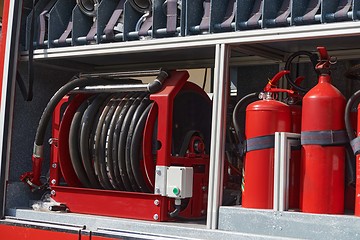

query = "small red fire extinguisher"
[300,47,346,214]
[241,70,294,209]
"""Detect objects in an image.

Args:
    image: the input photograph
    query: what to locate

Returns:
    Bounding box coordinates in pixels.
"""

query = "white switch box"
[166,166,193,199]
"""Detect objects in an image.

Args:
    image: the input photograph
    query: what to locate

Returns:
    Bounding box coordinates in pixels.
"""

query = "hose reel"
[22,70,211,221]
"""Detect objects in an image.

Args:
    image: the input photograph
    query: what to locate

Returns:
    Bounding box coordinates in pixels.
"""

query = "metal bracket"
[273,132,301,211]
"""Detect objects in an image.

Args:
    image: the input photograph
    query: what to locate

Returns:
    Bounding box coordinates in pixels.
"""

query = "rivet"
[50,190,56,196]
[51,179,56,185]
[52,163,57,168]
[154,199,160,206]
[153,214,159,221]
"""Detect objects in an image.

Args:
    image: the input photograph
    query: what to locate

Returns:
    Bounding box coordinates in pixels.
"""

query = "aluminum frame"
[273,132,301,212]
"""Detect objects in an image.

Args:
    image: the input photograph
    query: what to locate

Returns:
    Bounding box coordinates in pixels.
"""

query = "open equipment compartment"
[1,0,360,239]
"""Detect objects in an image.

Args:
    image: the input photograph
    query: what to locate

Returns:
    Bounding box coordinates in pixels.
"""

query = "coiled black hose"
[66,92,154,191]
[69,99,92,188]
[79,95,105,189]
[35,77,120,147]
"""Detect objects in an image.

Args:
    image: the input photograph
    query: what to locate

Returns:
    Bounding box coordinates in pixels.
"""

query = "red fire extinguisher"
[241,70,293,209]
[300,47,346,214]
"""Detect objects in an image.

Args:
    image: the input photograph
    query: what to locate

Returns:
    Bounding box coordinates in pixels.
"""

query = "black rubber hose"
[108,96,129,190]
[284,51,318,93]
[68,99,92,188]
[105,96,127,190]
[127,97,151,193]
[169,204,181,218]
[119,93,147,192]
[99,96,122,189]
[345,144,356,186]
[94,95,116,190]
[79,94,105,189]
[344,91,360,186]
[35,77,121,147]
[131,103,153,193]
[112,93,136,191]
[345,90,360,141]
[147,70,169,93]
[232,92,259,143]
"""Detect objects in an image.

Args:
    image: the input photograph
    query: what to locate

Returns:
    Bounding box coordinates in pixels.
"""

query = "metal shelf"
[17,21,360,74]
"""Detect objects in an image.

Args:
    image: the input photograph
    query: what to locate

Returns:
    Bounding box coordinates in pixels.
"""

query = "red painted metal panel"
[52,186,168,221]
[0,224,80,240]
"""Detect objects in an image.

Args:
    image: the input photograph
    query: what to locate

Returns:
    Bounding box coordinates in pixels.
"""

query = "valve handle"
[264,70,294,95]
[294,76,305,86]
[316,46,337,70]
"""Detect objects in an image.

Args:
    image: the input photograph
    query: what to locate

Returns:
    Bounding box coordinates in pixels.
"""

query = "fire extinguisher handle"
[316,47,337,70]
[264,70,290,91]
[264,70,294,95]
[267,88,294,95]
[317,47,329,61]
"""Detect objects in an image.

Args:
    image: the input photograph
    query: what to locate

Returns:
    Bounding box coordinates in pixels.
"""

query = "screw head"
[201,210,205,215]
[153,214,159,221]
[154,199,160,206]
[51,179,56,185]
[202,186,207,191]
[52,163,57,168]
[156,170,161,176]
[50,190,56,196]
[155,188,160,194]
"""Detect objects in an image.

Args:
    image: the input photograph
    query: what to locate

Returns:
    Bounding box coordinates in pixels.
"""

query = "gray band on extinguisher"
[350,137,360,155]
[244,134,275,152]
[301,130,348,146]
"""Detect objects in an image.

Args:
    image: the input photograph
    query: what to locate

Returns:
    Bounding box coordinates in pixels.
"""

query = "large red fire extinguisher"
[300,47,346,214]
[241,70,293,209]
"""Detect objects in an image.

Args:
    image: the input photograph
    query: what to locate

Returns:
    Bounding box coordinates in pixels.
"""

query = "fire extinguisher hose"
[284,50,318,93]
[232,92,259,152]
[346,90,360,154]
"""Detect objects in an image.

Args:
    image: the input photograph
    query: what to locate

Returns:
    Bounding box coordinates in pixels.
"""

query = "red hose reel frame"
[49,70,209,221]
